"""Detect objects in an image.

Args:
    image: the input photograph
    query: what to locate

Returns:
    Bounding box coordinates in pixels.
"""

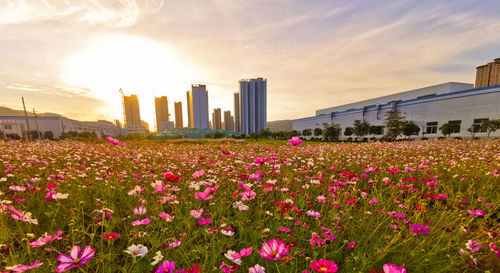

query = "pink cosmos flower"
[105,136,125,146]
[409,224,430,235]
[132,218,150,226]
[57,245,94,272]
[249,264,266,273]
[192,170,205,178]
[133,206,147,215]
[103,232,119,240]
[310,259,338,272]
[347,241,356,249]
[258,238,290,261]
[288,137,303,146]
[159,212,175,222]
[5,260,43,272]
[156,260,175,273]
[30,231,63,247]
[220,262,239,273]
[383,263,407,273]
[467,210,485,216]
[190,208,204,219]
[369,198,378,204]
[466,240,481,253]
[166,239,182,249]
[230,247,253,260]
[280,227,291,233]
[9,185,26,191]
[198,218,211,225]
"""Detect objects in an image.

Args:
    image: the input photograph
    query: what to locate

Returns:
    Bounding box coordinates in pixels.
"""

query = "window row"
[425,118,490,134]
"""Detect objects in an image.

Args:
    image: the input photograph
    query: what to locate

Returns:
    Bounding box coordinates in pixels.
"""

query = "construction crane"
[118,88,126,128]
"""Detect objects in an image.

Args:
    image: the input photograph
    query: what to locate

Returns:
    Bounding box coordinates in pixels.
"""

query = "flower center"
[72,258,81,264]
[320,267,328,271]
[133,250,140,255]
[272,250,277,256]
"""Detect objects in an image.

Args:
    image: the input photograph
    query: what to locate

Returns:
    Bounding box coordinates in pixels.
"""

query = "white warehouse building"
[293,82,500,139]
[0,116,122,139]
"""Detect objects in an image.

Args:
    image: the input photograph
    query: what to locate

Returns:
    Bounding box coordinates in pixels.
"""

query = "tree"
[344,127,354,137]
[30,130,41,140]
[439,122,459,138]
[44,131,54,140]
[323,123,341,141]
[384,109,405,141]
[291,130,300,137]
[466,126,476,138]
[313,128,323,137]
[369,125,384,137]
[353,120,370,138]
[402,121,420,139]
[302,129,312,137]
[480,119,500,138]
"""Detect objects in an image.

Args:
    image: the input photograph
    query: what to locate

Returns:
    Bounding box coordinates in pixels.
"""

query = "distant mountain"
[0,106,64,118]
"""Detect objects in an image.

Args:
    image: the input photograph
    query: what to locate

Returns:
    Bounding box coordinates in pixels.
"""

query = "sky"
[1,0,500,129]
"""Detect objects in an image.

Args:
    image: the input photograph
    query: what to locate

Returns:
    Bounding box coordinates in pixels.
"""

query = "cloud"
[0,0,164,26]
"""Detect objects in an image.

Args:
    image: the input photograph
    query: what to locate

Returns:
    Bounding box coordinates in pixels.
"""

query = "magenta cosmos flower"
[310,259,338,272]
[5,260,43,272]
[383,263,407,273]
[57,245,94,272]
[258,238,290,261]
[409,224,430,235]
[288,137,303,146]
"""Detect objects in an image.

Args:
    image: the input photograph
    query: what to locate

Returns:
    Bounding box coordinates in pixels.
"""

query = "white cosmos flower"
[124,244,148,257]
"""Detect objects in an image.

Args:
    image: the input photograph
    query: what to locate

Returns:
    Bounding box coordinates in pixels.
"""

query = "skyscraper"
[223,110,234,131]
[475,58,500,88]
[174,102,183,128]
[212,108,222,130]
[233,93,240,133]
[155,96,170,132]
[239,78,267,135]
[123,94,141,128]
[186,91,191,128]
[187,84,209,129]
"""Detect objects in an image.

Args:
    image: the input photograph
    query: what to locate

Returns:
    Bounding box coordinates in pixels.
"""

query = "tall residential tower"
[233,93,240,133]
[212,108,222,130]
[123,94,141,128]
[475,58,500,88]
[174,102,183,128]
[154,96,170,132]
[239,78,267,135]
[187,84,209,129]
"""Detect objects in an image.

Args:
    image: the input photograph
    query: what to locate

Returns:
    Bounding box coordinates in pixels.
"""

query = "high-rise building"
[174,102,183,128]
[123,94,141,128]
[212,108,222,130]
[186,91,191,128]
[187,84,209,129]
[140,120,149,131]
[475,58,500,88]
[113,119,122,128]
[155,96,170,132]
[223,110,234,131]
[233,93,240,133]
[239,78,267,135]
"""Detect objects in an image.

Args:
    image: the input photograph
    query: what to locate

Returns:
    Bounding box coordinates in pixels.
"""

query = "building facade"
[239,78,267,135]
[293,82,500,139]
[475,58,500,88]
[223,110,235,131]
[174,102,183,128]
[212,108,222,130]
[155,96,170,132]
[0,116,122,139]
[123,95,141,128]
[233,93,241,133]
[187,84,209,129]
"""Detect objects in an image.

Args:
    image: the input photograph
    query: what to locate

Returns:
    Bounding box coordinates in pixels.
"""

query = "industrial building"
[0,115,122,139]
[293,82,500,139]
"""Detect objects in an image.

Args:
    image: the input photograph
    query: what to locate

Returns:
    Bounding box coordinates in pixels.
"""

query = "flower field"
[0,139,499,273]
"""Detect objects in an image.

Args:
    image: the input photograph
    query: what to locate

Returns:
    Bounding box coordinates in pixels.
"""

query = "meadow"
[0,139,498,273]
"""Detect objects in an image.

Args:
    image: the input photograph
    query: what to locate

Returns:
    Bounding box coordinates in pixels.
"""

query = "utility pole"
[22,97,32,141]
[33,108,42,140]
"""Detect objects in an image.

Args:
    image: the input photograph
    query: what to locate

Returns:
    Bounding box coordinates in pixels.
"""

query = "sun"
[60,34,205,127]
